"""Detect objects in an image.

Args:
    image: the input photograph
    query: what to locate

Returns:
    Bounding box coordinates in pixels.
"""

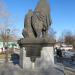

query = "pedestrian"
[56,48,63,63]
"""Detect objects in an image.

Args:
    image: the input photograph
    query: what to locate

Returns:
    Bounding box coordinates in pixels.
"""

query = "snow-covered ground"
[55,50,75,69]
[62,51,75,58]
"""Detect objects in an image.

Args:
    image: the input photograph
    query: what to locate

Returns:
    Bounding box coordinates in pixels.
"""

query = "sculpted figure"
[31,11,48,37]
[22,10,34,38]
[22,0,51,38]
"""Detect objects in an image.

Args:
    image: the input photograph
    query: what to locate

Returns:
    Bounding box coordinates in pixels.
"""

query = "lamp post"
[5,28,10,63]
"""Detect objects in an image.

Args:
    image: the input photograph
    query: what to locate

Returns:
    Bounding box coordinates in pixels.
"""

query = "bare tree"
[63,31,73,45]
[0,1,18,45]
[61,31,75,50]
[72,34,75,50]
[0,1,18,62]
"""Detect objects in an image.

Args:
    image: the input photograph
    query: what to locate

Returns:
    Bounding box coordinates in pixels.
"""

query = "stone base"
[18,37,55,47]
[20,46,54,69]
[18,37,55,68]
[19,48,32,69]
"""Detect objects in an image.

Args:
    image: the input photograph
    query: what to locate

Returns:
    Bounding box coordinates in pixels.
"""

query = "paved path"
[55,56,75,69]
[0,62,65,75]
[55,56,75,75]
[64,67,75,75]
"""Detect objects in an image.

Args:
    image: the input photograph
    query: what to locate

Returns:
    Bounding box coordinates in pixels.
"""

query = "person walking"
[56,48,63,63]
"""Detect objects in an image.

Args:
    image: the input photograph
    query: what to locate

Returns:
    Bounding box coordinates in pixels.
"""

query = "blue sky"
[2,0,75,38]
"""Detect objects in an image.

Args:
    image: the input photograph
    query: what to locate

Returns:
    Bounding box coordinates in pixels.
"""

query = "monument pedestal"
[18,38,55,69]
[20,46,54,69]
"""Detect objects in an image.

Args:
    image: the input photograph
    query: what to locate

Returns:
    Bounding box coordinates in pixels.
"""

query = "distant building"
[60,44,73,51]
[0,41,19,53]
[54,42,73,51]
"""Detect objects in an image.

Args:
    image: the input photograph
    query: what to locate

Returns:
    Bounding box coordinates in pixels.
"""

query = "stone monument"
[18,0,55,68]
